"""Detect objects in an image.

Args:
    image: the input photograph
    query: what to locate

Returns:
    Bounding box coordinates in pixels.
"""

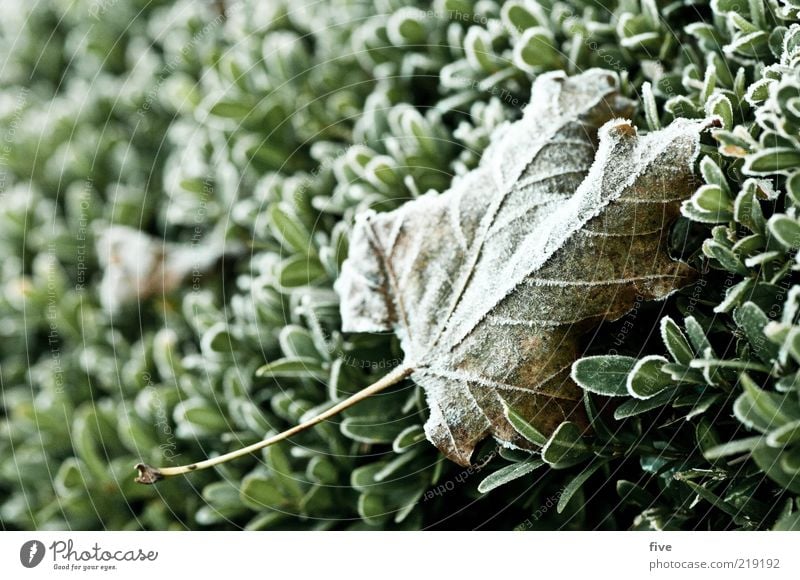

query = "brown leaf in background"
[336,69,707,465]
[97,225,236,313]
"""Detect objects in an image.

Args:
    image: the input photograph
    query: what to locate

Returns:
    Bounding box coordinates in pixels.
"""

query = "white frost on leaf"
[336,69,709,465]
[97,225,234,313]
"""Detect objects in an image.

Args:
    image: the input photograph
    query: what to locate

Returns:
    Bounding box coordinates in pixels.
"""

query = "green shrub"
[1,0,798,530]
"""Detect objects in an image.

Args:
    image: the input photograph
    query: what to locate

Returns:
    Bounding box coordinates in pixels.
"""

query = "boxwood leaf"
[627,355,674,399]
[571,355,637,396]
[478,458,545,493]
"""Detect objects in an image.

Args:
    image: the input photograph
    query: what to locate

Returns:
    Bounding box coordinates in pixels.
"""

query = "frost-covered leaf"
[97,225,234,313]
[542,421,593,467]
[627,355,674,399]
[336,69,706,466]
[572,355,637,396]
[477,458,545,493]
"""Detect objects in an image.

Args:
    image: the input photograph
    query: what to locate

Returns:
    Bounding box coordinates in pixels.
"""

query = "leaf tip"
[605,119,637,140]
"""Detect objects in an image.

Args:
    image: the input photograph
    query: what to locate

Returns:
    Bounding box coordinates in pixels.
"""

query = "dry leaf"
[335,69,707,465]
[97,225,234,313]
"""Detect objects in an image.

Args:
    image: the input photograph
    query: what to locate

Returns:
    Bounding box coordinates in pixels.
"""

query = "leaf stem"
[135,364,414,484]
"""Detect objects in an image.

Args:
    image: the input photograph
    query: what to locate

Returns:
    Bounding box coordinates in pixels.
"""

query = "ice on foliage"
[336,69,708,465]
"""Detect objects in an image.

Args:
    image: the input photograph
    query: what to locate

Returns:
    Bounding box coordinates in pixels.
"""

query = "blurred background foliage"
[0,0,798,530]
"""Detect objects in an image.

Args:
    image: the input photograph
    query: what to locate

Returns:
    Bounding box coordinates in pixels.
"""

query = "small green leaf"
[541,422,592,467]
[306,456,337,485]
[208,100,254,119]
[627,355,673,399]
[767,419,800,447]
[714,278,754,313]
[746,78,774,104]
[571,355,637,396]
[692,184,733,216]
[738,373,794,429]
[256,356,327,379]
[557,460,607,513]
[733,185,766,234]
[744,148,800,175]
[340,416,415,444]
[387,8,428,44]
[358,493,387,526]
[478,459,545,493]
[279,325,321,359]
[768,214,800,249]
[786,171,800,205]
[685,393,722,420]
[695,418,721,453]
[392,425,426,453]
[684,480,759,521]
[240,475,289,510]
[501,1,544,34]
[616,480,655,507]
[277,255,327,288]
[705,93,733,129]
[464,27,500,72]
[752,446,800,493]
[681,199,730,223]
[351,462,384,492]
[642,82,661,131]
[702,239,748,274]
[614,387,679,419]
[269,203,313,255]
[685,316,713,353]
[505,405,548,446]
[373,451,420,482]
[700,157,731,198]
[726,30,770,59]
[201,482,248,521]
[781,447,800,475]
[734,302,780,365]
[514,27,561,71]
[263,443,302,499]
[704,436,766,460]
[773,510,800,531]
[660,317,694,365]
[201,322,238,355]
[175,398,228,433]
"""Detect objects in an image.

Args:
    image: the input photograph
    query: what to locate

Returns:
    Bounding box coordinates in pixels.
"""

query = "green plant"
[1,0,799,531]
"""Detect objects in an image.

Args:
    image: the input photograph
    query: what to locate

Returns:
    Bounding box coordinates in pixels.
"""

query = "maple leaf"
[335,69,707,465]
[134,69,710,485]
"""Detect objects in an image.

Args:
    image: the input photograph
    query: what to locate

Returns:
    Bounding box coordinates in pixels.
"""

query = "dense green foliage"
[1,0,799,530]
